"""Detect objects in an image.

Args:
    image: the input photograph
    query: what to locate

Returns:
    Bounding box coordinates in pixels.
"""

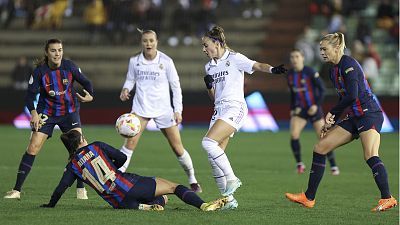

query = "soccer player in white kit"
[201,26,287,209]
[119,29,201,192]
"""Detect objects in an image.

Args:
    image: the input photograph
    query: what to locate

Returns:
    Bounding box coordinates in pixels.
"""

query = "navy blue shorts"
[120,173,157,209]
[295,106,324,123]
[34,112,81,137]
[337,111,383,139]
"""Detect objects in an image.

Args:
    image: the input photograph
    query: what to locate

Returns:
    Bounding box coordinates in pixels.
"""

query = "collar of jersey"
[139,50,160,65]
[210,50,230,66]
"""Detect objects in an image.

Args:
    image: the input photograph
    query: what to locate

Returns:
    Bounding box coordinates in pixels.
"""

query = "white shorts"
[133,109,176,129]
[209,100,248,132]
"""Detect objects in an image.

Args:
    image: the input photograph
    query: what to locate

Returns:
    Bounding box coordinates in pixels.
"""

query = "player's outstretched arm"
[41,166,76,208]
[253,62,287,74]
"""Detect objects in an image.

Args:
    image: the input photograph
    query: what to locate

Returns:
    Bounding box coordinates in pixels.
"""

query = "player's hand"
[120,88,131,101]
[307,105,318,116]
[320,123,332,138]
[40,203,55,208]
[290,107,301,117]
[325,112,335,125]
[30,110,42,132]
[204,75,214,90]
[76,89,93,103]
[271,64,287,74]
[174,112,182,125]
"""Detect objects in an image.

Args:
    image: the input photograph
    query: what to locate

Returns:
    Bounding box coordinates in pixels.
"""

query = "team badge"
[314,72,320,78]
[159,64,164,70]
[62,79,69,85]
[48,90,55,97]
[301,79,306,84]
[28,75,33,84]
[226,61,230,67]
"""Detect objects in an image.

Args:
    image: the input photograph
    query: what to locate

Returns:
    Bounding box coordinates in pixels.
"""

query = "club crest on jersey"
[314,72,320,78]
[62,79,69,85]
[301,79,306,84]
[226,61,230,67]
[345,67,354,74]
[159,64,164,70]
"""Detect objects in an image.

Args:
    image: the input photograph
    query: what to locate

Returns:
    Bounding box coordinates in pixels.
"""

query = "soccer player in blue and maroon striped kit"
[4,39,94,200]
[287,49,339,175]
[40,130,227,211]
[286,32,397,211]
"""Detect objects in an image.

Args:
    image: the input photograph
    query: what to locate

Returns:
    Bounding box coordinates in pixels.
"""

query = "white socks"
[177,150,197,184]
[119,146,133,172]
[208,155,226,194]
[202,137,237,181]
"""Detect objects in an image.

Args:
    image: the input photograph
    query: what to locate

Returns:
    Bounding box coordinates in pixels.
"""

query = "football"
[115,113,141,138]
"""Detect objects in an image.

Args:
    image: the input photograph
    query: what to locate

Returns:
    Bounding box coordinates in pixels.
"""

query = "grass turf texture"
[0,125,398,225]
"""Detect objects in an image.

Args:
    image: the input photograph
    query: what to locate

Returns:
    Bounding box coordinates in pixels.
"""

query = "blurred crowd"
[294,0,398,90]
[0,0,265,45]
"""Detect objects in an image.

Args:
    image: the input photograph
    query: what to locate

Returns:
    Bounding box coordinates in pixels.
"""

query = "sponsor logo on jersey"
[48,90,66,97]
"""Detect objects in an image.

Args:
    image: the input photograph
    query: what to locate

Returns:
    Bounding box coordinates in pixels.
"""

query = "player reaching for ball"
[40,130,227,211]
[4,39,94,200]
[119,29,201,193]
[201,25,287,210]
[285,32,397,212]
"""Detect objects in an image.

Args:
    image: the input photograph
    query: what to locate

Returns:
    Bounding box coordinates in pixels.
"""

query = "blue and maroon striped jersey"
[25,59,93,116]
[329,55,381,119]
[47,142,134,208]
[287,66,325,109]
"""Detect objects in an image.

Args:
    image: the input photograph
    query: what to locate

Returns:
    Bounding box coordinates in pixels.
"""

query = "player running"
[201,25,287,209]
[286,49,339,175]
[285,32,397,212]
[119,29,201,192]
[40,130,227,211]
[4,39,93,200]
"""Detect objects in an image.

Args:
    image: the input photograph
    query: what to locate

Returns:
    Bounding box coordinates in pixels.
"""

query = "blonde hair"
[137,28,158,40]
[320,32,346,54]
[204,25,235,52]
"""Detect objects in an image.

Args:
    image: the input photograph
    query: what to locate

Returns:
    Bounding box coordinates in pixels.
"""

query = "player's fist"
[204,75,214,89]
[271,64,287,74]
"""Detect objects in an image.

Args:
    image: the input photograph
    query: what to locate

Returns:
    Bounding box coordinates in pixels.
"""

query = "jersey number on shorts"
[82,156,117,192]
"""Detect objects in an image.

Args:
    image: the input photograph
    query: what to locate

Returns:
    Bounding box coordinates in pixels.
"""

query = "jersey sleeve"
[25,69,41,112]
[329,61,359,119]
[234,53,256,74]
[122,58,136,92]
[166,59,183,114]
[96,142,127,169]
[47,163,77,207]
[70,61,94,97]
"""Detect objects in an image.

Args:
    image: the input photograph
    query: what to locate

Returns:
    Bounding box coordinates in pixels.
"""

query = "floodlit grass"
[0,125,398,225]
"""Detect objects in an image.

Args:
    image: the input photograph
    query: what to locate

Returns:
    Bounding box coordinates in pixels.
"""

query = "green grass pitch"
[0,125,398,225]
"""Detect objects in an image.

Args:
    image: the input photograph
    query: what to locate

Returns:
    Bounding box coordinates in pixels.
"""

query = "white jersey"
[123,50,183,118]
[204,50,256,105]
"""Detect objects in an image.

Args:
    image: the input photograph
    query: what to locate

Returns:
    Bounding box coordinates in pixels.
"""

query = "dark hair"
[34,38,63,67]
[290,48,304,56]
[60,130,82,160]
[204,25,227,48]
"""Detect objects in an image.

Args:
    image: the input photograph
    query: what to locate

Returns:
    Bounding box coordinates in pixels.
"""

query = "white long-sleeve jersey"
[205,50,256,105]
[123,50,183,118]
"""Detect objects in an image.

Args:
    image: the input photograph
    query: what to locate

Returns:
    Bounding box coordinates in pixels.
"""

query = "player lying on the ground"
[40,130,227,211]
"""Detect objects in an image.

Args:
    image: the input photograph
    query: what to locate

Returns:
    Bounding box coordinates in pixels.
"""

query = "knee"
[314,142,329,155]
[26,143,41,155]
[201,137,218,151]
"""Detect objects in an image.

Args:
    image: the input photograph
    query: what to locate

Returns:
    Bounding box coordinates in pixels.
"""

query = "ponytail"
[320,32,346,54]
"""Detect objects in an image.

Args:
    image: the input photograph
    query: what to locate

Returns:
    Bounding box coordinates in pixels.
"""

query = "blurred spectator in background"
[168,0,194,47]
[241,0,262,19]
[144,0,163,35]
[83,0,107,44]
[355,16,372,45]
[1,0,15,29]
[194,0,217,37]
[376,0,396,30]
[11,56,33,91]
[104,0,131,44]
[32,0,68,29]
